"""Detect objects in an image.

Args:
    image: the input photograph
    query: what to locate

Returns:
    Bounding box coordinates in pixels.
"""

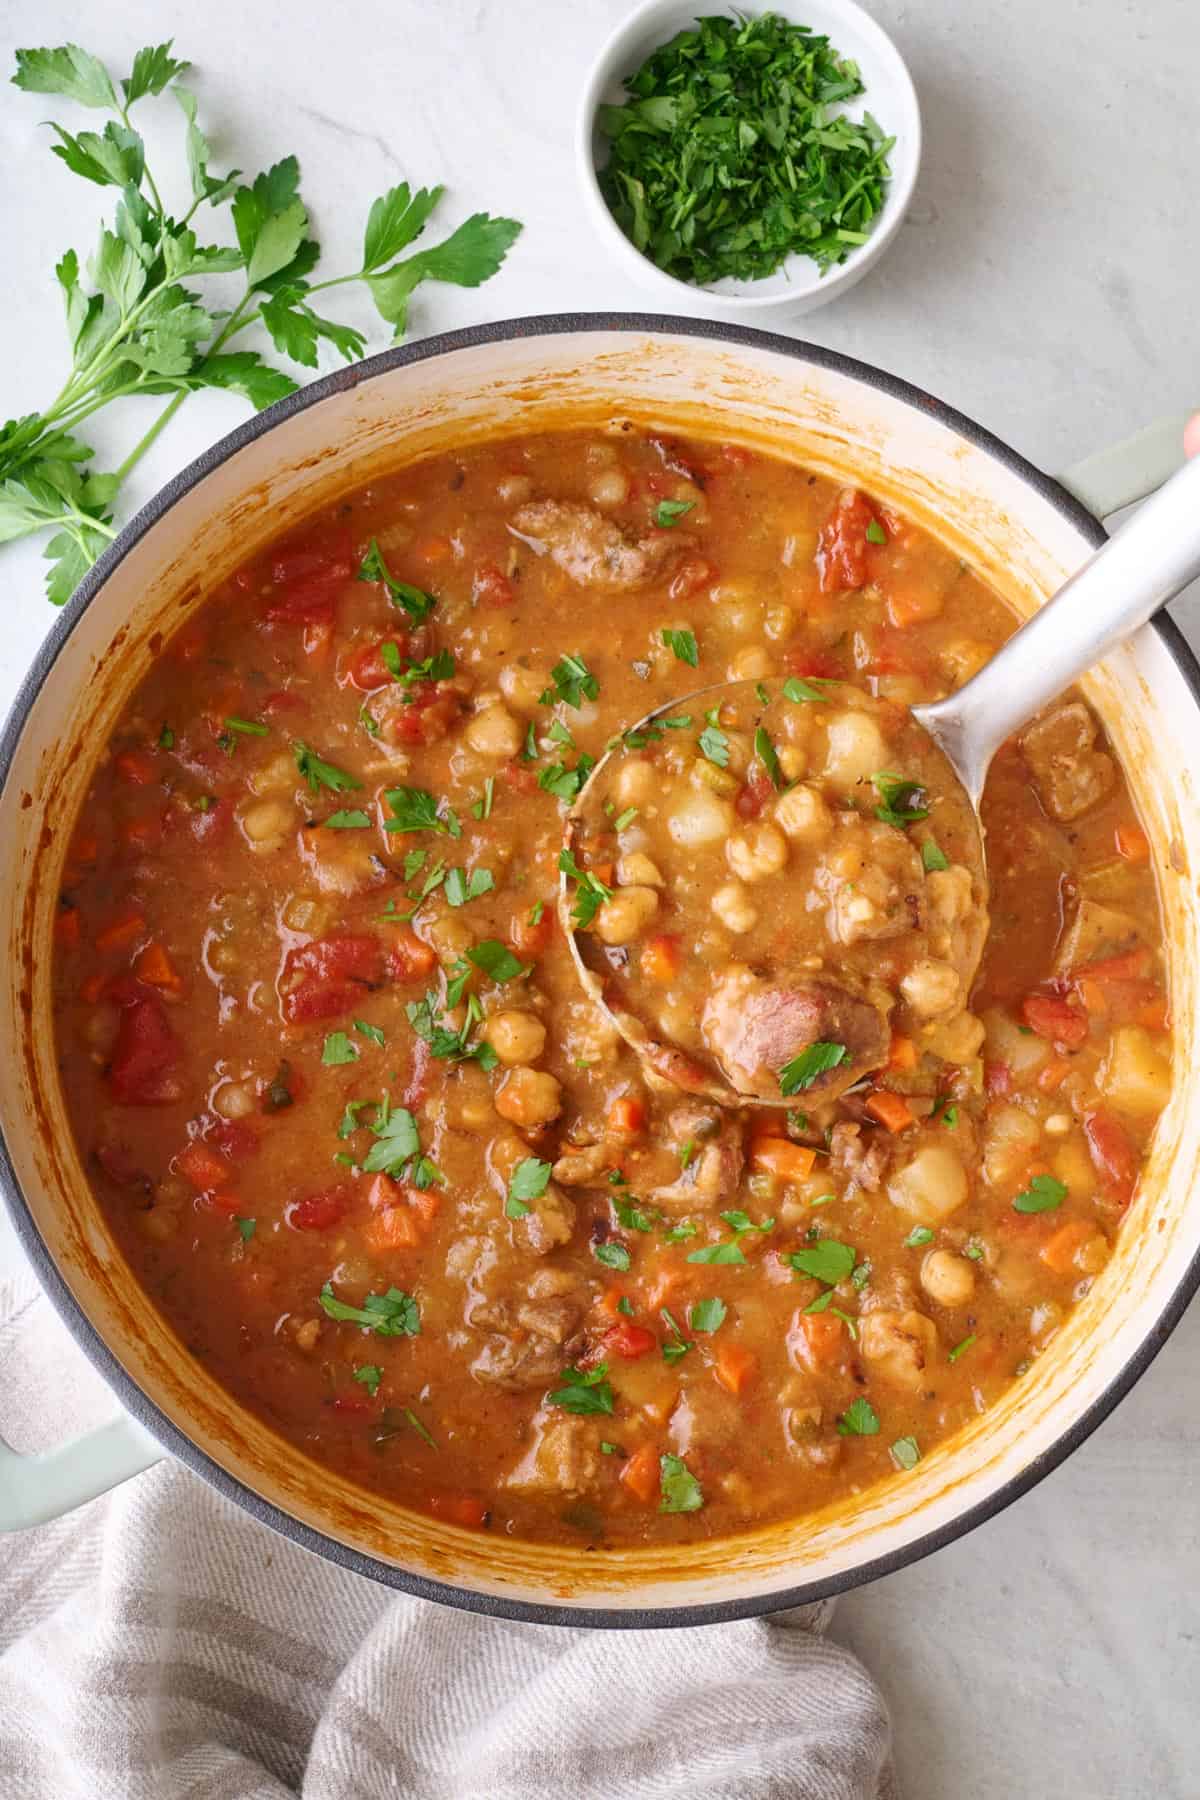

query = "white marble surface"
[1,0,1198,1793]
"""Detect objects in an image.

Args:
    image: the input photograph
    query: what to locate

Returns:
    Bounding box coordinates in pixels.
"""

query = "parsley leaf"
[687,1239,745,1266]
[234,1215,256,1242]
[778,1041,849,1096]
[321,1031,359,1066]
[538,755,596,803]
[837,1397,880,1437]
[754,725,785,790]
[506,1156,551,1220]
[948,1333,977,1363]
[659,1452,703,1513]
[613,1196,657,1233]
[891,1435,920,1470]
[655,499,695,528]
[384,785,460,836]
[547,1363,614,1416]
[1013,1173,1067,1214]
[354,1363,382,1398]
[354,1019,386,1047]
[788,1239,856,1285]
[866,518,888,545]
[293,741,361,795]
[783,675,835,703]
[325,808,372,830]
[357,538,437,619]
[661,627,698,665]
[872,771,930,828]
[444,866,494,907]
[921,839,950,873]
[660,1307,692,1363]
[698,707,729,768]
[594,1241,631,1272]
[558,848,613,929]
[467,940,527,983]
[689,1297,726,1333]
[319,1283,420,1337]
[540,653,599,711]
[904,1226,934,1248]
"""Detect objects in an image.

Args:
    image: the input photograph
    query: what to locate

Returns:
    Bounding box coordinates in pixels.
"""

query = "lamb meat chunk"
[552,1142,614,1188]
[1021,701,1117,823]
[511,500,685,592]
[505,1408,599,1497]
[702,968,890,1101]
[651,1111,744,1210]
[828,1120,892,1195]
[471,1297,585,1391]
[512,1181,577,1254]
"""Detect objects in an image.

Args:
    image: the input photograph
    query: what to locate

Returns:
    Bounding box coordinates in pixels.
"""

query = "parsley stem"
[111,391,188,484]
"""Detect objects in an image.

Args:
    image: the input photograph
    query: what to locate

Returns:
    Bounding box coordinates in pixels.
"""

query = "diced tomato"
[427,1492,489,1528]
[1020,992,1088,1048]
[1083,1110,1139,1204]
[387,926,437,982]
[599,1321,658,1360]
[380,683,462,747]
[668,558,715,600]
[94,1142,147,1187]
[261,688,306,717]
[347,635,414,691]
[113,748,159,786]
[511,903,554,956]
[176,1141,233,1193]
[473,563,514,606]
[816,488,878,594]
[415,535,451,565]
[782,647,844,681]
[107,989,182,1105]
[54,906,81,949]
[211,1119,260,1159]
[264,528,354,625]
[286,1185,352,1232]
[95,909,146,955]
[264,577,343,626]
[619,1443,660,1503]
[735,770,773,820]
[201,1190,244,1217]
[331,1394,374,1415]
[281,933,383,1023]
[133,941,182,995]
[984,1060,1013,1097]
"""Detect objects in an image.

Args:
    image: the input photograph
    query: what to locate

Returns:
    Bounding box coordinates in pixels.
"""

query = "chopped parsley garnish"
[600,1441,619,1455]
[965,1238,985,1262]
[547,1363,614,1416]
[321,1031,359,1066]
[904,1226,934,1248]
[689,1297,726,1333]
[467,940,527,983]
[597,11,893,287]
[932,1097,959,1128]
[783,675,835,703]
[384,785,461,837]
[527,900,545,927]
[359,1099,441,1188]
[872,771,930,828]
[948,1333,977,1363]
[698,706,730,768]
[506,1156,552,1220]
[471,777,495,821]
[1013,1173,1067,1214]
[540,653,599,710]
[593,1240,631,1272]
[890,1435,920,1470]
[687,1239,743,1266]
[558,847,614,928]
[614,806,639,831]
[338,1099,371,1139]
[616,1297,634,1317]
[406,988,498,1070]
[664,1220,698,1243]
[659,1452,703,1513]
[399,647,455,687]
[234,1216,256,1243]
[549,717,574,748]
[157,723,175,748]
[325,808,372,830]
[789,1238,855,1285]
[354,1019,386,1047]
[679,1138,696,1171]
[661,626,698,664]
[380,640,404,679]
[613,1196,657,1233]
[354,1364,383,1398]
[358,703,381,739]
[779,1040,849,1096]
[660,1307,692,1364]
[293,741,362,796]
[319,1282,420,1337]
[837,1397,880,1437]
[850,1259,872,1292]
[921,838,950,873]
[866,518,888,545]
[444,865,494,907]
[538,754,596,803]
[358,539,437,620]
[655,499,695,528]
[403,1407,438,1450]
[754,725,785,790]
[720,1208,774,1238]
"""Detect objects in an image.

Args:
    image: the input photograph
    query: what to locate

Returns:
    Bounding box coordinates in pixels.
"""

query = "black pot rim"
[3,311,1198,1629]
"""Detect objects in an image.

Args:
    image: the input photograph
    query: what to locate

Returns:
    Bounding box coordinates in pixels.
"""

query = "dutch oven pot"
[1,318,1197,1626]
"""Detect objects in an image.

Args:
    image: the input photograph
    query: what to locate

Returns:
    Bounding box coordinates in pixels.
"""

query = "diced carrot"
[865,1091,916,1133]
[134,942,182,994]
[592,862,615,887]
[387,925,438,982]
[1020,992,1088,1048]
[1076,978,1108,1016]
[886,1033,917,1072]
[54,907,81,949]
[1040,1219,1097,1275]
[95,910,146,954]
[113,749,158,786]
[1114,822,1150,864]
[362,1206,421,1253]
[607,1096,646,1136]
[713,1342,758,1396]
[177,1142,233,1192]
[1136,996,1170,1032]
[427,1492,489,1528]
[511,905,554,958]
[416,535,451,565]
[749,1139,817,1181]
[883,577,943,630]
[80,973,106,1004]
[619,1444,660,1504]
[799,1311,845,1364]
[640,935,682,984]
[1075,947,1151,984]
[749,1111,789,1142]
[1037,1056,1072,1093]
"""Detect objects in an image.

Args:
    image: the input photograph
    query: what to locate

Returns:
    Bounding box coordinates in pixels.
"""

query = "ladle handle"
[914,454,1200,806]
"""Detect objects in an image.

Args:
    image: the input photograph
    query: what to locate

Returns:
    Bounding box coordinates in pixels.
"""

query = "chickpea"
[920,1249,976,1308]
[668,787,734,849]
[617,851,664,888]
[465,704,524,760]
[858,1309,940,1389]
[293,1318,321,1354]
[483,1009,547,1066]
[426,913,473,959]
[594,884,659,946]
[901,958,961,1018]
[774,783,831,843]
[240,798,292,851]
[710,581,761,636]
[728,645,771,682]
[926,865,973,928]
[282,894,332,934]
[763,603,794,642]
[499,662,550,713]
[777,744,807,782]
[249,751,300,796]
[214,1079,257,1120]
[712,882,758,934]
[588,468,630,509]
[821,709,889,791]
[496,473,533,505]
[722,730,753,778]
[727,822,788,884]
[495,1066,563,1128]
[614,759,658,809]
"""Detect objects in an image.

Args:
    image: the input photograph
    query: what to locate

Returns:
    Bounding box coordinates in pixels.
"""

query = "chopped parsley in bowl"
[577,0,921,315]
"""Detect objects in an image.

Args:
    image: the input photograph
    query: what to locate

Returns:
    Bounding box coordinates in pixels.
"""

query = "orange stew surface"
[53,429,1171,1546]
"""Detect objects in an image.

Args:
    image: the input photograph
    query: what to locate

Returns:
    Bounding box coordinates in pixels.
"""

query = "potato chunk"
[1100,1026,1171,1117]
[887,1143,968,1221]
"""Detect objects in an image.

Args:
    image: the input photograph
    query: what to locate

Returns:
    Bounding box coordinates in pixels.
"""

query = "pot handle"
[1055,412,1194,518]
[0,1411,162,1532]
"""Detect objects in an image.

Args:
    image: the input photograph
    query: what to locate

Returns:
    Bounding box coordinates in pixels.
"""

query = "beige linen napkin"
[0,1260,896,1799]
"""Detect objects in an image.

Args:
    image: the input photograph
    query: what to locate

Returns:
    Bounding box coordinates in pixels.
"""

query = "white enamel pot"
[0,318,1196,1626]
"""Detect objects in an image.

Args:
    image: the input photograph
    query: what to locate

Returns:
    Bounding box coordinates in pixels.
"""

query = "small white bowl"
[576,0,922,318]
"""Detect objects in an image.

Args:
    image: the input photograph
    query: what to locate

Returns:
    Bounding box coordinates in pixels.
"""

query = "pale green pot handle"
[1056,412,1193,518]
[0,1411,162,1532]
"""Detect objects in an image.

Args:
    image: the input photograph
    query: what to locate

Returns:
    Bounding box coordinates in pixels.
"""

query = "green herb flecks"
[319,1282,419,1337]
[659,1452,703,1513]
[872,771,929,829]
[357,539,436,619]
[779,1040,849,1096]
[506,1156,551,1221]
[547,1363,614,1416]
[294,741,361,795]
